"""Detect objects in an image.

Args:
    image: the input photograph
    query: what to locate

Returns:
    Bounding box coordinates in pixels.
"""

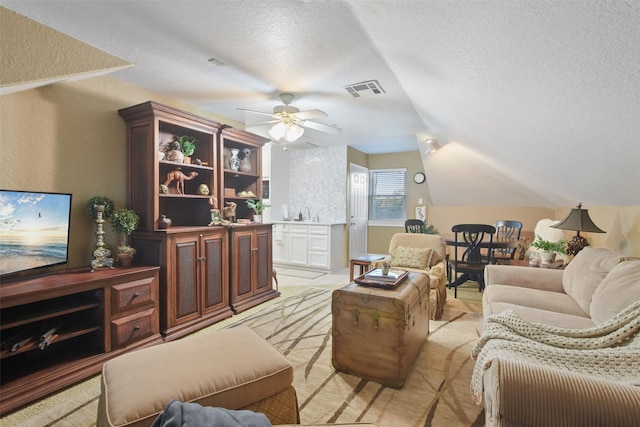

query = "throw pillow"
[390,245,433,270]
[563,247,624,314]
[590,260,640,324]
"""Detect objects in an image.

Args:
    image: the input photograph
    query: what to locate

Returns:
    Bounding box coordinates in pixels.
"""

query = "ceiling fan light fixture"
[269,122,304,142]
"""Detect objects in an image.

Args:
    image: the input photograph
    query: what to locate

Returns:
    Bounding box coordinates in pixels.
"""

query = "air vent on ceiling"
[344,80,385,97]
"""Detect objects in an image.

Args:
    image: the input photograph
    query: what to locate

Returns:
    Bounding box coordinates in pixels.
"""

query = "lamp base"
[566,234,589,256]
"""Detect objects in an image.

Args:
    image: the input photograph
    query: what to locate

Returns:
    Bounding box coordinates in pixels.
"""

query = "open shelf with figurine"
[219,126,268,220]
[118,101,221,231]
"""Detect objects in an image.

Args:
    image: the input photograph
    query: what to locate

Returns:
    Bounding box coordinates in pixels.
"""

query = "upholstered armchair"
[371,232,448,320]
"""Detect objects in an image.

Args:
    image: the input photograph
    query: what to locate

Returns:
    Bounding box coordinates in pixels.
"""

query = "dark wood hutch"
[118,101,278,340]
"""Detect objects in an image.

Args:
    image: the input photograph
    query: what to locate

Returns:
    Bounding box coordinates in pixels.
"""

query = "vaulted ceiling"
[2,1,639,207]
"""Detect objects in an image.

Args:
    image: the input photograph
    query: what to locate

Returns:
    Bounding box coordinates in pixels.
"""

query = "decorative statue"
[239,148,252,173]
[163,170,198,194]
[223,201,237,223]
[208,195,229,226]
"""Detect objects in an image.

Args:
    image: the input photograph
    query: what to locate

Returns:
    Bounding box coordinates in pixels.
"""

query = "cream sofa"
[478,247,640,426]
[371,233,447,320]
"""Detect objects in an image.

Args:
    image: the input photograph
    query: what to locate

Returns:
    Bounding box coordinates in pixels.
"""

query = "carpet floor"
[1,281,485,427]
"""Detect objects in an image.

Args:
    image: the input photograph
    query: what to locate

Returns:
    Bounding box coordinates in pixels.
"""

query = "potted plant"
[530,236,566,266]
[422,224,438,234]
[245,199,270,223]
[110,208,140,266]
[86,196,115,220]
[173,135,198,163]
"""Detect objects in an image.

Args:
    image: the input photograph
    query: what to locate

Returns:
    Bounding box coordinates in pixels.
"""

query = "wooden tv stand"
[0,266,162,415]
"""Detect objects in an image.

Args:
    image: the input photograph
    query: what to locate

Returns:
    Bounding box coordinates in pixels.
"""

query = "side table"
[349,253,385,281]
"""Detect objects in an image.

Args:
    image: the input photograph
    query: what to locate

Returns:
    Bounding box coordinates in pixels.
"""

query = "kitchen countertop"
[270,220,347,226]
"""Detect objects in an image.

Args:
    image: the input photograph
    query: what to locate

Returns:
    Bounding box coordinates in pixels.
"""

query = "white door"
[349,163,369,259]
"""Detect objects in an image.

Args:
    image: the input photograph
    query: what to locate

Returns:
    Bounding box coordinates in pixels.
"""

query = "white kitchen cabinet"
[289,224,309,267]
[272,222,346,272]
[272,224,289,264]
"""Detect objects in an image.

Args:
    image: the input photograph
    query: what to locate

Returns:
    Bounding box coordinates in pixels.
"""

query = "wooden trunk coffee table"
[331,272,430,388]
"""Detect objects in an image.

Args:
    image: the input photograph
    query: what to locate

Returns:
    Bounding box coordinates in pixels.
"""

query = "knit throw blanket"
[470,300,640,405]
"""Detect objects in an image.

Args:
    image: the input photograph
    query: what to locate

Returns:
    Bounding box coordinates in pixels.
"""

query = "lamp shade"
[551,204,605,233]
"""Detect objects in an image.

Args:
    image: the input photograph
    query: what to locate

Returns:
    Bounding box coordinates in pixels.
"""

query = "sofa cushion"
[562,247,624,314]
[590,260,640,324]
[390,245,433,269]
[483,301,596,329]
[483,284,588,318]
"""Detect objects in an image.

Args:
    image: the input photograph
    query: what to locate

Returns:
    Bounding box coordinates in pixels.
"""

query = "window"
[368,168,406,222]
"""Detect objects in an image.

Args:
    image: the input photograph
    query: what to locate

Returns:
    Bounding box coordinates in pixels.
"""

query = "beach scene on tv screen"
[0,191,71,276]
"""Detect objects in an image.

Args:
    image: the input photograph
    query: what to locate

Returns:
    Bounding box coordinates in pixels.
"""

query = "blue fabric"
[151,399,272,427]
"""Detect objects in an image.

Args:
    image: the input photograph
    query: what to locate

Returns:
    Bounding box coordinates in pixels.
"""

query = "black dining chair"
[405,219,425,233]
[447,224,496,297]
[492,220,523,261]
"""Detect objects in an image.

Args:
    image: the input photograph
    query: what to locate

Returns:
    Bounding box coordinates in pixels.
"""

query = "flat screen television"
[0,190,73,280]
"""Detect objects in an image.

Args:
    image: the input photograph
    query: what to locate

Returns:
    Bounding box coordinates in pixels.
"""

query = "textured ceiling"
[1,1,639,207]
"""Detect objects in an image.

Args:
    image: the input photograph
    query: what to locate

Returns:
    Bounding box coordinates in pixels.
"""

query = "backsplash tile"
[288,146,347,223]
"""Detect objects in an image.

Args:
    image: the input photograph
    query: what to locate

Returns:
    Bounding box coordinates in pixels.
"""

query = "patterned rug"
[275,268,326,279]
[1,287,485,427]
[230,287,485,426]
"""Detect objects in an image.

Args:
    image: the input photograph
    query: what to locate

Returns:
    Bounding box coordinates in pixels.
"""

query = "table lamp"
[551,203,605,255]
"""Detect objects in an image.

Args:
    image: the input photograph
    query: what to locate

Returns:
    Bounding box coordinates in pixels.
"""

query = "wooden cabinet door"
[171,235,200,324]
[200,230,229,314]
[231,229,254,302]
[254,227,273,294]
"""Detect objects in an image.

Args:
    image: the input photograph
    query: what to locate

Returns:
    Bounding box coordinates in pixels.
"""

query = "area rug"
[231,288,485,426]
[275,267,326,279]
[1,288,484,427]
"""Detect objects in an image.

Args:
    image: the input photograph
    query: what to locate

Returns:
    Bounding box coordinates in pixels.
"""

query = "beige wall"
[367,205,640,257]
[367,205,553,254]
[0,76,242,269]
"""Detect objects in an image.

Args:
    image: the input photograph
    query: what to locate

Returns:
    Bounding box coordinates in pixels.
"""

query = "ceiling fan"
[238,93,341,143]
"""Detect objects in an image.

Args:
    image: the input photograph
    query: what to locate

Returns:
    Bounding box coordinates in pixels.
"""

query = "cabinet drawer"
[111,308,157,349]
[309,234,329,251]
[308,225,329,235]
[289,224,308,233]
[111,277,156,315]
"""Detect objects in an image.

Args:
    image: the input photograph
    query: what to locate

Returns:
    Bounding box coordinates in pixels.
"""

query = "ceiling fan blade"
[247,120,279,126]
[237,108,274,118]
[293,109,327,120]
[302,120,342,135]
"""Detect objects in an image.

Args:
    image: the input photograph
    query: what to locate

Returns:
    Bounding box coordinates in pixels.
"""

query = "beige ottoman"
[97,326,299,427]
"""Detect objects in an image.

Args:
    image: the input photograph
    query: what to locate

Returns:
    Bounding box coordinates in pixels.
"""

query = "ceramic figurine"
[239,148,252,172]
[229,148,240,171]
[208,195,229,226]
[158,215,172,229]
[163,170,198,194]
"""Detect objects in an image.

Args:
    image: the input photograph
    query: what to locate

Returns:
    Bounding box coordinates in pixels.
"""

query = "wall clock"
[413,172,426,184]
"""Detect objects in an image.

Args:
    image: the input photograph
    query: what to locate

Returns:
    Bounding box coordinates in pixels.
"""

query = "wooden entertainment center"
[0,266,161,414]
[0,101,278,415]
[119,101,278,341]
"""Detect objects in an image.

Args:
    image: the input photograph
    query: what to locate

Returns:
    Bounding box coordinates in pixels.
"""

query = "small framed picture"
[415,205,426,221]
